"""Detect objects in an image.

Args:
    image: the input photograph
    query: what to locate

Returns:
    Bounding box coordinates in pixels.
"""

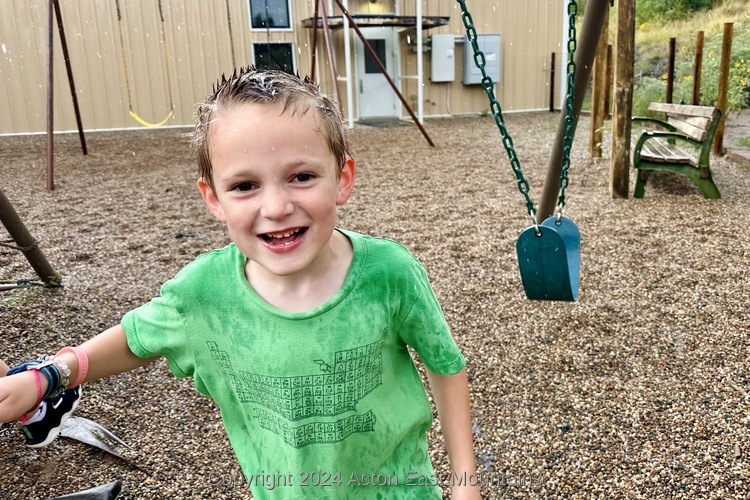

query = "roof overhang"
[301,14,449,30]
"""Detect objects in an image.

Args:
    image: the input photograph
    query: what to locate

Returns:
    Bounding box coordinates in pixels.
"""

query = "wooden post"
[692,31,704,105]
[537,0,609,221]
[610,0,635,199]
[605,44,613,119]
[666,38,676,103]
[590,6,610,158]
[0,187,61,286]
[713,22,733,156]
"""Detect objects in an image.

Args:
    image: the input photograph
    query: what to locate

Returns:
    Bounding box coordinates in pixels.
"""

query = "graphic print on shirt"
[206,328,387,448]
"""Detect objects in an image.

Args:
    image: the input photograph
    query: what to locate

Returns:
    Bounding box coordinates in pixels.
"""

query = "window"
[364,39,387,74]
[253,42,295,74]
[249,0,291,30]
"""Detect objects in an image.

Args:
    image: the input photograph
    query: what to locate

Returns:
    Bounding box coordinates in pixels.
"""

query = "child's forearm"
[0,324,154,423]
[59,324,154,384]
[426,368,481,499]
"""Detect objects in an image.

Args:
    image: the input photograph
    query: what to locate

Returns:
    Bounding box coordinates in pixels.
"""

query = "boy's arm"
[426,368,482,500]
[0,324,154,423]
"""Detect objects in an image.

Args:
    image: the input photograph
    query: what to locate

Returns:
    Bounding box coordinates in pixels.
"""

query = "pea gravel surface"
[1,113,749,499]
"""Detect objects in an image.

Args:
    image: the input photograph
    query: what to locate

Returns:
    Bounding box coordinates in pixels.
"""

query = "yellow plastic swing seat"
[129,109,174,128]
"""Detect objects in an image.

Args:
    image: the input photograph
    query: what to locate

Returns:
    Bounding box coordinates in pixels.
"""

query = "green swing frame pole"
[0,187,61,287]
[537,0,611,221]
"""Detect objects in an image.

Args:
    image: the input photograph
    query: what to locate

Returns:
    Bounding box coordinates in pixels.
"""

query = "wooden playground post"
[666,38,676,103]
[589,5,610,158]
[0,187,61,286]
[713,22,733,156]
[692,31,704,105]
[537,0,610,220]
[610,0,636,199]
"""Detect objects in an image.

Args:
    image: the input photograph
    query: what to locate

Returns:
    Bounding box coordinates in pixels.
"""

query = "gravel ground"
[1,112,749,499]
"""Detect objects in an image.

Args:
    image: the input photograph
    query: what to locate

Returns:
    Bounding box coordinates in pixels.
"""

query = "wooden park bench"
[631,103,722,199]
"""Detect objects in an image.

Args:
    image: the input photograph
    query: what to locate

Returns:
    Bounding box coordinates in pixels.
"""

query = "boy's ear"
[336,157,356,206]
[197,178,226,223]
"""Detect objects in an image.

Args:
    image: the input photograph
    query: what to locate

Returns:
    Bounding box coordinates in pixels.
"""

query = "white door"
[355,28,398,119]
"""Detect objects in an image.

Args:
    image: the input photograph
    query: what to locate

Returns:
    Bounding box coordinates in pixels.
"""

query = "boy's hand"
[0,370,42,423]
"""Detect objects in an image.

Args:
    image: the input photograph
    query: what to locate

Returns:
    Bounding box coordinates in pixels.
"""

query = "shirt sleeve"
[395,256,466,376]
[121,274,194,379]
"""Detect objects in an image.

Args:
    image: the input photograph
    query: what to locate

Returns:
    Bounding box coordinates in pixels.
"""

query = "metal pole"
[549,52,556,112]
[538,0,609,219]
[310,0,319,80]
[46,0,55,191]
[53,0,87,156]
[416,0,423,124]
[318,0,342,106]
[342,0,354,128]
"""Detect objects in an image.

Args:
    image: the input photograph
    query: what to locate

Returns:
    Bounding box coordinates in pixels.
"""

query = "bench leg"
[695,178,721,199]
[633,170,650,198]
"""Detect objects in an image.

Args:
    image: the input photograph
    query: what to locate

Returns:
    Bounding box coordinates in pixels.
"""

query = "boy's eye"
[293,173,315,183]
[232,182,256,192]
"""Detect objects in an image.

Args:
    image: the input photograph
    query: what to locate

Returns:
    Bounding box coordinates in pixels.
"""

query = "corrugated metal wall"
[0,0,564,134]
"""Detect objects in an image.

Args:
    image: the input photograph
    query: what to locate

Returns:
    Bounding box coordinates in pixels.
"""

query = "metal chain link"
[456,0,578,223]
[557,0,578,215]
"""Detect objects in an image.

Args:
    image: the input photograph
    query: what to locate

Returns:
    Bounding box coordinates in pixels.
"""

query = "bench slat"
[665,116,709,141]
[648,102,717,119]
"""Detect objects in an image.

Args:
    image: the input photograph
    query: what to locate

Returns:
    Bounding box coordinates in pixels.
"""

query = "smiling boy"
[0,67,479,499]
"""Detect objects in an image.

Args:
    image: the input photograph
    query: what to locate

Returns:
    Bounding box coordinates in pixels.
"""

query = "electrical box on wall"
[430,34,455,82]
[462,34,501,85]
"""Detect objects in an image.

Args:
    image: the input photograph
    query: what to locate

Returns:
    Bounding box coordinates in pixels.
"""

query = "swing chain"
[455,0,536,221]
[456,0,578,224]
[557,0,579,215]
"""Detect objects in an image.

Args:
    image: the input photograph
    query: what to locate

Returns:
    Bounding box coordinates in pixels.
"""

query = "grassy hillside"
[629,0,750,114]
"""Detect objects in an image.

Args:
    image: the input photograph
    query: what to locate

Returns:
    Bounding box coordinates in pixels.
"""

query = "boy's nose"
[259,187,294,220]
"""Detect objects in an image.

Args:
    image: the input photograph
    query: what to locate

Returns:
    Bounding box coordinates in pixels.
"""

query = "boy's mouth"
[260,227,307,247]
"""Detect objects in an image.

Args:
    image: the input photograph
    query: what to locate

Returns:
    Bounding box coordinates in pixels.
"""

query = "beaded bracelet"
[56,346,88,388]
[7,359,64,402]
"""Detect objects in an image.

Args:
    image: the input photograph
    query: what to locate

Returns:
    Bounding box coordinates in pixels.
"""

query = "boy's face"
[198,102,354,279]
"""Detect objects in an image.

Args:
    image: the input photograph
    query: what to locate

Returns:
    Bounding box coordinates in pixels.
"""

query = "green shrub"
[634,23,750,111]
[633,76,670,115]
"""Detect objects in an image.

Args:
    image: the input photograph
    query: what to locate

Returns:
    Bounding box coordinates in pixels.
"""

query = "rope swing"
[115,0,175,127]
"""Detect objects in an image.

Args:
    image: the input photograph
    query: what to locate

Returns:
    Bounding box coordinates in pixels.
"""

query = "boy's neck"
[245,231,353,313]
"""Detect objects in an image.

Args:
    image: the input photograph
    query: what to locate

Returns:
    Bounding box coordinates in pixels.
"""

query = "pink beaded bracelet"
[56,346,89,388]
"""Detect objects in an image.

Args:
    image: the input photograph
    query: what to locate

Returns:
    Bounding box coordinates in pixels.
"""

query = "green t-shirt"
[122,230,466,499]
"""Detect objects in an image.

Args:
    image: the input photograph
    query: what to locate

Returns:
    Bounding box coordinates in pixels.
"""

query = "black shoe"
[20,386,82,447]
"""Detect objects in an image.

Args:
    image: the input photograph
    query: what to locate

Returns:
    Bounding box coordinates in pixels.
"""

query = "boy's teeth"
[269,229,297,238]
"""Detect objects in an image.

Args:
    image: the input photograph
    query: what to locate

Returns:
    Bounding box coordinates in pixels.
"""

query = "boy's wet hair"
[192,66,350,190]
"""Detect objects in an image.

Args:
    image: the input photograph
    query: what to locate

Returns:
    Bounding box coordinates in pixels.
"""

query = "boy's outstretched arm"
[426,368,482,500]
[0,325,154,423]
